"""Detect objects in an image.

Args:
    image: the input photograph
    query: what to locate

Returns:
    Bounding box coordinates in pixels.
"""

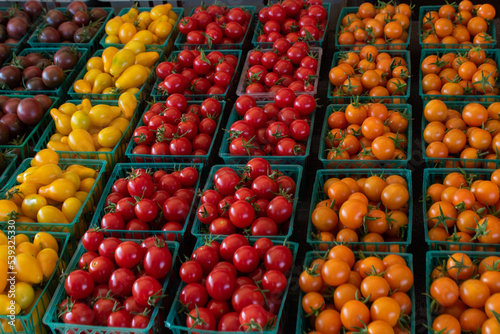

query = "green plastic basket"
[421,101,500,168]
[251,3,330,49]
[43,239,179,334]
[125,101,226,166]
[0,154,17,192]
[34,99,140,173]
[166,237,299,334]
[191,164,303,240]
[335,7,411,51]
[89,162,203,243]
[175,6,255,50]
[0,7,42,51]
[219,103,315,166]
[0,95,59,162]
[307,169,412,252]
[0,158,106,253]
[28,7,114,52]
[423,168,500,251]
[100,7,184,56]
[151,49,242,102]
[0,231,70,334]
[0,47,89,96]
[328,50,411,103]
[419,48,500,102]
[296,250,415,334]
[319,104,412,169]
[425,251,495,333]
[419,5,497,50]
[67,46,164,101]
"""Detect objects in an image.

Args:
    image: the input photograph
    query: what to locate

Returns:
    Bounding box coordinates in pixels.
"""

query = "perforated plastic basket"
[0,154,17,192]
[307,169,412,252]
[191,164,302,240]
[319,104,412,169]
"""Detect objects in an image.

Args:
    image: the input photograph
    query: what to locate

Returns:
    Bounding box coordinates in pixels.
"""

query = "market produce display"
[0,1,43,45]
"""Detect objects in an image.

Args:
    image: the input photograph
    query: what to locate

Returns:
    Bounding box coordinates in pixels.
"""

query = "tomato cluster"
[421,48,499,97]
[243,40,319,94]
[60,231,173,329]
[338,1,411,48]
[130,95,222,158]
[156,50,238,96]
[421,1,496,46]
[424,100,500,167]
[196,159,297,236]
[98,167,199,236]
[178,5,252,46]
[311,173,410,251]
[325,101,409,163]
[428,253,500,333]
[329,46,409,100]
[256,0,327,44]
[227,93,313,157]
[425,169,500,247]
[0,1,41,44]
[177,235,294,331]
[300,246,413,333]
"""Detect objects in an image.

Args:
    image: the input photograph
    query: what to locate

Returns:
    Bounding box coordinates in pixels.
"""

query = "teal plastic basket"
[335,7,411,51]
[151,49,242,102]
[219,103,315,166]
[328,50,411,103]
[419,6,497,50]
[174,6,256,50]
[43,239,179,334]
[125,101,226,166]
[34,99,140,173]
[0,158,106,253]
[0,47,89,96]
[0,231,70,334]
[307,169,412,252]
[67,46,164,101]
[89,162,203,243]
[251,3,330,49]
[191,164,303,240]
[0,154,16,192]
[419,48,500,102]
[423,168,500,251]
[319,104,412,169]
[0,7,42,51]
[296,250,415,334]
[235,47,323,101]
[100,7,184,56]
[0,95,59,162]
[421,101,500,168]
[166,237,299,334]
[28,7,114,52]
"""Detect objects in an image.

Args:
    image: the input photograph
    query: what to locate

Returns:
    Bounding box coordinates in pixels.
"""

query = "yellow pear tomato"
[115,65,150,90]
[62,197,82,222]
[0,200,18,221]
[13,282,34,310]
[86,57,104,72]
[14,253,43,284]
[31,149,59,167]
[33,232,59,253]
[79,178,95,193]
[68,129,96,152]
[39,179,77,202]
[15,242,40,257]
[36,248,59,279]
[25,164,63,185]
[21,194,47,220]
[89,104,119,127]
[118,23,137,44]
[0,296,20,316]
[36,206,68,224]
[109,117,130,133]
[74,191,88,204]
[65,165,97,179]
[105,17,123,36]
[91,73,114,94]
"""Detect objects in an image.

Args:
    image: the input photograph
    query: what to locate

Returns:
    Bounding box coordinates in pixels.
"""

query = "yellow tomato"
[131,30,154,45]
[89,104,119,127]
[150,4,169,20]
[0,231,6,246]
[39,179,76,202]
[83,68,103,86]
[16,216,35,223]
[25,164,63,185]
[135,52,160,68]
[68,129,96,152]
[118,92,137,119]
[155,21,172,39]
[86,57,104,72]
[13,282,34,309]
[5,182,38,206]
[62,171,81,190]
[70,111,91,131]
[109,117,130,133]
[58,103,77,116]
[21,194,47,219]
[91,133,101,150]
[31,149,59,167]
[105,17,123,36]
[115,65,150,90]
[36,248,59,279]
[105,35,120,44]
[47,141,72,152]
[36,206,68,224]
[168,10,178,20]
[0,200,19,221]
[49,133,64,142]
[65,165,97,179]
[1,319,24,333]
[15,241,40,257]
[74,191,88,204]
[137,11,152,28]
[102,47,119,74]
[14,253,43,284]
[118,23,137,44]
[80,99,93,113]
[91,73,114,94]
[14,234,29,246]
[79,178,95,193]
[0,296,20,316]
[50,109,72,136]
[110,49,136,77]
[102,87,118,100]
[126,87,140,94]
[62,197,82,222]
[33,232,59,253]
[124,40,146,55]
[97,127,122,148]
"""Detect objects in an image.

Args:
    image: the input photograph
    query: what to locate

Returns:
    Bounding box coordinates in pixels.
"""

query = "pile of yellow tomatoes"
[104,4,178,45]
